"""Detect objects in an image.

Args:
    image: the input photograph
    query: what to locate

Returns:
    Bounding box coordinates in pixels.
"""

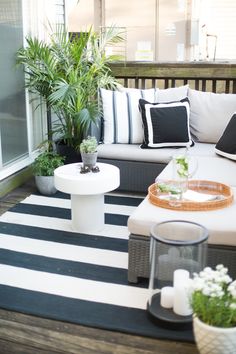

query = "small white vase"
[193,315,236,354]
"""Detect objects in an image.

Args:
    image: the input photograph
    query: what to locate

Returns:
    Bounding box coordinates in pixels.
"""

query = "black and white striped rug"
[0,192,193,342]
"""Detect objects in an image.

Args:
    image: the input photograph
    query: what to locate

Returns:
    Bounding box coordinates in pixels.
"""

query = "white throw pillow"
[155,85,189,103]
[100,88,155,144]
[188,88,236,143]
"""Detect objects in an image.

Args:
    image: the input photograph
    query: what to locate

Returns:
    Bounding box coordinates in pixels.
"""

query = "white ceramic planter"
[193,315,236,354]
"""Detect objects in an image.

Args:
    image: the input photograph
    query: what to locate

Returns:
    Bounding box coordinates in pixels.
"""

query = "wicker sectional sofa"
[94,81,236,282]
[96,85,236,193]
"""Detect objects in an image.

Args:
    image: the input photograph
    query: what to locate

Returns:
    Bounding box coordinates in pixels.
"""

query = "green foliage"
[190,265,236,328]
[175,156,189,178]
[33,151,65,176]
[16,25,124,149]
[80,136,98,153]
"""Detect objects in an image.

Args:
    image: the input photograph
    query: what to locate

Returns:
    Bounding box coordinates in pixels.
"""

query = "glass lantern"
[147,220,208,329]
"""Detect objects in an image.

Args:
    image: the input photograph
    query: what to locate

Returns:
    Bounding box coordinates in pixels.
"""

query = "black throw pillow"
[139,98,193,149]
[215,113,236,161]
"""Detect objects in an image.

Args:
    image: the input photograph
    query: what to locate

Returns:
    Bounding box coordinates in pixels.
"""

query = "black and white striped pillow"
[100,88,155,144]
[139,98,193,148]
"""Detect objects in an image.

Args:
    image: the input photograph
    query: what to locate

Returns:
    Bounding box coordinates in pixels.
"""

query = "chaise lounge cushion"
[188,88,236,143]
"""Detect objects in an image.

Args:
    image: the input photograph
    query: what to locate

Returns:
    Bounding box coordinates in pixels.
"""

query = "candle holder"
[147,220,208,329]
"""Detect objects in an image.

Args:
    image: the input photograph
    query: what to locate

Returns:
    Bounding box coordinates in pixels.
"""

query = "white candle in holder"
[160,286,174,308]
[173,269,190,287]
[173,279,193,316]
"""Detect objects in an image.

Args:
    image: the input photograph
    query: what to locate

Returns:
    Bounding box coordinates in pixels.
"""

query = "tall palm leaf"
[16,25,124,150]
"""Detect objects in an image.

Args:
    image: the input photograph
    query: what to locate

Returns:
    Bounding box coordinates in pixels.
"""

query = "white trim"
[215,149,236,161]
[0,151,39,182]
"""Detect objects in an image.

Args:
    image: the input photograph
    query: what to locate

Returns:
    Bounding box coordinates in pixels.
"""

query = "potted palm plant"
[16,26,124,163]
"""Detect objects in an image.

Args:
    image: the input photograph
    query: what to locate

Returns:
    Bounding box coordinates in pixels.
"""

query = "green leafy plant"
[33,151,65,176]
[190,265,236,328]
[16,25,124,149]
[80,136,98,153]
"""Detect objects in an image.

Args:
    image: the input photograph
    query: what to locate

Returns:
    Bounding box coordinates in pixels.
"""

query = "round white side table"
[54,163,120,233]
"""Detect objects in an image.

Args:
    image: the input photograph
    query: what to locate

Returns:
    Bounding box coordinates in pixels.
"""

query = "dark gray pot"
[81,152,98,168]
[56,140,82,164]
[35,176,57,195]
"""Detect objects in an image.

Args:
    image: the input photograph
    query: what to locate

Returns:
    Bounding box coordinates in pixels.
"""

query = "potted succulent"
[190,264,236,354]
[33,143,65,195]
[80,136,98,169]
[16,26,124,163]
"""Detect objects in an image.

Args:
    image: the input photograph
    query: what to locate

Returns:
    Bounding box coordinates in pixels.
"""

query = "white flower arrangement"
[190,264,236,328]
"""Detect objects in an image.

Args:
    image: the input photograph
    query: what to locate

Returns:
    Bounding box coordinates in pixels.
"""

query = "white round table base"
[71,194,104,233]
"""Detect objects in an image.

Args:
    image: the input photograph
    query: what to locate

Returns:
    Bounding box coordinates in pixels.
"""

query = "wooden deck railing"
[109,62,236,93]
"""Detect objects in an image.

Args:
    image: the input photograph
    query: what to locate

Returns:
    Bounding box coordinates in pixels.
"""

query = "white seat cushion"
[128,155,236,246]
[97,142,216,164]
[128,192,236,247]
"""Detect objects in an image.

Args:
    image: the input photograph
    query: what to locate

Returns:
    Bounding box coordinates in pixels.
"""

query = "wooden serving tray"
[148,180,234,211]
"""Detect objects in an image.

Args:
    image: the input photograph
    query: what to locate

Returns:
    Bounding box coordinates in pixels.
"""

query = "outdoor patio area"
[1,1,236,353]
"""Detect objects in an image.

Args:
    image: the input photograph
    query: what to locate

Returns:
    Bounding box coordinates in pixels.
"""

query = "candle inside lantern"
[173,269,190,287]
[173,277,193,316]
[160,286,174,308]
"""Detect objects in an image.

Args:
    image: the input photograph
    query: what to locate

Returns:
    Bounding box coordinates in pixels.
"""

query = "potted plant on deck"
[16,26,124,163]
[80,136,98,167]
[33,143,65,195]
[190,264,236,354]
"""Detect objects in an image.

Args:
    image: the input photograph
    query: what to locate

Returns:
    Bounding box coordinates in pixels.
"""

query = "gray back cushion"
[188,88,236,143]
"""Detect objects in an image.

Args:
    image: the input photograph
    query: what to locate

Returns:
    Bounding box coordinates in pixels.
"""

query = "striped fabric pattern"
[0,192,193,342]
[100,88,156,144]
[100,86,189,145]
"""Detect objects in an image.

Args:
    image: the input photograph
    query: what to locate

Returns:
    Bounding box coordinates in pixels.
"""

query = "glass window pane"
[0,0,28,165]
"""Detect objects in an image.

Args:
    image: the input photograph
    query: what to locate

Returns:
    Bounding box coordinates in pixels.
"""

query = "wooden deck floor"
[0,179,199,354]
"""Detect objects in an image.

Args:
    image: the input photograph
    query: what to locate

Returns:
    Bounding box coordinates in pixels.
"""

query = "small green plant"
[33,151,65,176]
[80,136,98,153]
[190,265,236,328]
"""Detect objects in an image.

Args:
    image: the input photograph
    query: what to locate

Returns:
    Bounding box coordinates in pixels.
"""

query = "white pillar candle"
[173,279,193,316]
[173,269,190,287]
[160,286,174,308]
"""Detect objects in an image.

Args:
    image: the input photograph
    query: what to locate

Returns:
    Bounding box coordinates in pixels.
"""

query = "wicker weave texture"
[148,180,234,211]
[128,234,236,283]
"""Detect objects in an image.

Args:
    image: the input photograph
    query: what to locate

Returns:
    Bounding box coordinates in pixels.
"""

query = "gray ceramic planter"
[35,175,57,195]
[81,152,98,168]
